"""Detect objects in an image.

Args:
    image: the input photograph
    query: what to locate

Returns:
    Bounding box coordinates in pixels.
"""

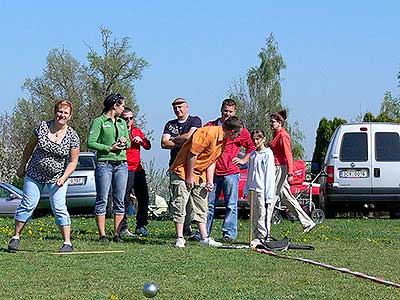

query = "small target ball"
[142,282,158,298]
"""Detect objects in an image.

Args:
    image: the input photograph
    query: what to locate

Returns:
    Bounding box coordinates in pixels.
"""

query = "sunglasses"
[123,117,133,121]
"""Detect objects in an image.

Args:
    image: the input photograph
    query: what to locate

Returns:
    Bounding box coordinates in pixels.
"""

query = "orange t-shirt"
[170,126,226,183]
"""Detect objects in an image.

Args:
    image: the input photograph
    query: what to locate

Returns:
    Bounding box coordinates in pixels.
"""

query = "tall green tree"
[229,33,305,159]
[312,117,347,171]
[0,27,148,182]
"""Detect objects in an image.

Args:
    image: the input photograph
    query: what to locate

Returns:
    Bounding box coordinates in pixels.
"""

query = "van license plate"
[68,177,85,185]
[339,169,368,178]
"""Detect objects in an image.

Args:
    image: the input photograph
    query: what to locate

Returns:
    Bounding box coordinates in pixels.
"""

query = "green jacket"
[87,114,131,161]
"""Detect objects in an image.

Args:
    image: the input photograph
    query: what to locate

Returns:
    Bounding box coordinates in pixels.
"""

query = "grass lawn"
[0,216,399,300]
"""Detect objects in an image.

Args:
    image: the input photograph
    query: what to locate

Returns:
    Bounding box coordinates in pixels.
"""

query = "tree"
[0,27,148,182]
[379,91,400,122]
[312,117,347,171]
[229,33,305,159]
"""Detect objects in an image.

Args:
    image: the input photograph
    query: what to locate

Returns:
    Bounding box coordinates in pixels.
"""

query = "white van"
[319,122,400,217]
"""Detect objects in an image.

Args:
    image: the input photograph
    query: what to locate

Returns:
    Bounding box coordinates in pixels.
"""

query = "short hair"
[123,107,133,114]
[251,128,266,139]
[171,97,187,106]
[221,98,236,110]
[103,93,125,113]
[54,100,73,114]
[222,116,242,132]
[270,109,287,126]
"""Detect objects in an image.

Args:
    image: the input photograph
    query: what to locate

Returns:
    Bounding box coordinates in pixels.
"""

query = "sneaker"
[98,235,109,242]
[120,228,135,238]
[175,237,186,248]
[8,237,20,251]
[222,235,233,243]
[303,222,317,233]
[250,238,262,248]
[59,243,73,253]
[112,235,124,243]
[199,237,223,248]
[135,226,148,237]
[188,231,201,241]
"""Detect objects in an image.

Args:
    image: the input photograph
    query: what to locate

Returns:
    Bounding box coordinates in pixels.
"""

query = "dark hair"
[270,109,287,126]
[102,93,125,113]
[222,116,242,132]
[221,98,236,110]
[123,107,133,113]
[251,128,266,139]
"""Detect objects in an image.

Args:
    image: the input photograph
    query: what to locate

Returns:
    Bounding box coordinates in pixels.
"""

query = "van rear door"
[335,125,372,193]
[371,124,400,194]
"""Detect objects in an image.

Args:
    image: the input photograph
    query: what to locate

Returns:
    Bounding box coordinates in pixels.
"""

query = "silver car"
[0,181,23,217]
[38,152,97,213]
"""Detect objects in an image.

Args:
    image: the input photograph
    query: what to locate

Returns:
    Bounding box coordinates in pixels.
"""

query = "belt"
[101,160,127,166]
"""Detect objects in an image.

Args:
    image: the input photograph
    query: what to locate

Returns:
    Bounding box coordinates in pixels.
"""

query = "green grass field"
[0,216,399,300]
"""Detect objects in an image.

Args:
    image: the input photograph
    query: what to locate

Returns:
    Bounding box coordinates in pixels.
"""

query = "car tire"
[272,210,283,225]
[311,208,325,224]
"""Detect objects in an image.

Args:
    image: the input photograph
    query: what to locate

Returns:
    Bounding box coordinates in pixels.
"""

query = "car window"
[340,132,368,162]
[375,132,400,161]
[0,186,9,197]
[76,156,96,170]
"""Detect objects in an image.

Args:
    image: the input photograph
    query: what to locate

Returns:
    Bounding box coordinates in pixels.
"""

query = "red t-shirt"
[268,127,293,175]
[126,126,151,171]
[204,119,255,176]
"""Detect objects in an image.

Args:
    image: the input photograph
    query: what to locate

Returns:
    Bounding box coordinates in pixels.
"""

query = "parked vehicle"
[319,122,400,217]
[38,152,97,214]
[0,181,23,217]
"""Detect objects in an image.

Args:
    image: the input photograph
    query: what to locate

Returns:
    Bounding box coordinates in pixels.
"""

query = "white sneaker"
[175,237,186,248]
[250,238,261,248]
[119,229,135,238]
[199,237,222,247]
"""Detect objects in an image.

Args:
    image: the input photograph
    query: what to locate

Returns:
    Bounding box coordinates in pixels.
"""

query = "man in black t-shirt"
[161,97,202,237]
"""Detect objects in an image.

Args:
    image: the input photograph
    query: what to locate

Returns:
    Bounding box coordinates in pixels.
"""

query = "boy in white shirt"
[245,129,275,246]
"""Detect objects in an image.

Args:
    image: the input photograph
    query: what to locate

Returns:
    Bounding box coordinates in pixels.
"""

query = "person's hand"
[232,157,245,165]
[16,165,26,178]
[56,177,66,187]
[205,182,214,192]
[111,143,125,151]
[132,136,143,144]
[185,174,195,189]
[287,174,293,184]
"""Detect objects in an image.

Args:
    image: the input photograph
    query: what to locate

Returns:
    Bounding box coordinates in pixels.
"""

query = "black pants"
[121,169,149,230]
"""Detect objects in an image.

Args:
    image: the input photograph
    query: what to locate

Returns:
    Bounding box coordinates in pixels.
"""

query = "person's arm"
[87,118,111,152]
[161,133,176,149]
[282,135,294,183]
[185,152,197,189]
[264,151,276,203]
[17,135,38,178]
[171,127,197,146]
[205,162,215,192]
[138,128,151,150]
[232,128,255,165]
[56,147,80,186]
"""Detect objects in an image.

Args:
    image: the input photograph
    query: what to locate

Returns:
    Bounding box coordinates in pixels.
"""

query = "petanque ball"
[142,282,158,298]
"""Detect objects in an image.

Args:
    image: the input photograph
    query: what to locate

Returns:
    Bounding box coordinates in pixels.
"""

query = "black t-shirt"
[163,115,202,166]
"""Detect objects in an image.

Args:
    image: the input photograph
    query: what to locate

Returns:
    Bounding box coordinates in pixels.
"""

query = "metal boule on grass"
[142,282,158,298]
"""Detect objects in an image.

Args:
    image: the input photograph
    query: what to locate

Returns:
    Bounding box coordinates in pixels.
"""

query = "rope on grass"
[254,248,400,288]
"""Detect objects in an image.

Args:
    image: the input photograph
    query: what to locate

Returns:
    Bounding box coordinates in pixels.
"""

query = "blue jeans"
[94,161,128,215]
[206,173,239,239]
[14,176,70,226]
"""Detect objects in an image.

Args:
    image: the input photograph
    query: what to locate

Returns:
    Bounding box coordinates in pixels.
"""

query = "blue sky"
[0,1,399,169]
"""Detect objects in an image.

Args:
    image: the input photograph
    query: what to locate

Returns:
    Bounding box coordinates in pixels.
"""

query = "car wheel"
[311,208,325,224]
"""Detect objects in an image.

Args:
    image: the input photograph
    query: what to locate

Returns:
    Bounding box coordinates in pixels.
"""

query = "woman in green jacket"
[88,93,130,242]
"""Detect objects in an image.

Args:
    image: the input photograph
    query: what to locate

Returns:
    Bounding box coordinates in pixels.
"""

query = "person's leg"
[120,170,135,233]
[111,162,128,238]
[254,191,267,239]
[266,166,283,238]
[206,176,222,236]
[279,166,315,229]
[94,162,113,238]
[47,181,71,244]
[169,173,190,247]
[221,173,240,240]
[9,177,43,250]
[133,169,149,230]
